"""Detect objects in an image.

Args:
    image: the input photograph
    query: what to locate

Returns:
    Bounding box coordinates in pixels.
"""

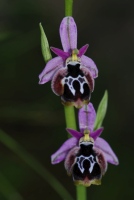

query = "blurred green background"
[0,0,133,199]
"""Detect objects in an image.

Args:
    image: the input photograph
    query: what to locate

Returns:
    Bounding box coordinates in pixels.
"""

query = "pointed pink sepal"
[94,137,119,165]
[39,57,63,84]
[60,17,77,52]
[79,103,96,133]
[81,55,98,78]
[51,137,78,164]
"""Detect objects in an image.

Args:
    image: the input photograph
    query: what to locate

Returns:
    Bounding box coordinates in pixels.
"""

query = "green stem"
[76,185,87,200]
[64,106,87,200]
[64,106,86,199]
[64,0,87,199]
[65,0,73,16]
[64,105,77,129]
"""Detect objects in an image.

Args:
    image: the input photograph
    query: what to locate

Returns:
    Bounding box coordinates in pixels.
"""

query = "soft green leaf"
[0,171,23,200]
[94,90,108,130]
[39,23,52,63]
[0,130,73,200]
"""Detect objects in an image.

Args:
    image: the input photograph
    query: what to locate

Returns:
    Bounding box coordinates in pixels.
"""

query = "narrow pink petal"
[66,128,83,139]
[78,44,89,57]
[94,137,119,165]
[51,137,78,164]
[51,47,70,60]
[81,55,98,78]
[79,103,96,133]
[39,57,63,84]
[90,128,104,140]
[60,17,77,52]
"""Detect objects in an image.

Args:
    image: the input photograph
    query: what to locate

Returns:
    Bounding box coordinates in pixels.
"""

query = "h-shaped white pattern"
[63,75,87,96]
[76,155,96,174]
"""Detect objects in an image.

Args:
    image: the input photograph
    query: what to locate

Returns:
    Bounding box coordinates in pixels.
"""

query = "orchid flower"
[51,103,119,186]
[39,17,98,108]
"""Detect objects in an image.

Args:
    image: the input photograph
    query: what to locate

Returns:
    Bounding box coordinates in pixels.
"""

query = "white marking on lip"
[76,155,96,174]
[64,75,87,95]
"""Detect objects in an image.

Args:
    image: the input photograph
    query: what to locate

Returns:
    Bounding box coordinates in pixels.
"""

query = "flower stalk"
[64,105,77,130]
[76,185,87,200]
[64,101,87,200]
[64,1,87,199]
[65,0,73,16]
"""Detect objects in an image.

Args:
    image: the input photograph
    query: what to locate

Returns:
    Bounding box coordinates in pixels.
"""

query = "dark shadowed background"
[0,0,134,199]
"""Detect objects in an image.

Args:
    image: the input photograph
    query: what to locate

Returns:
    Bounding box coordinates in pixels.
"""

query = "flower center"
[66,49,80,65]
[79,130,94,145]
[72,49,79,61]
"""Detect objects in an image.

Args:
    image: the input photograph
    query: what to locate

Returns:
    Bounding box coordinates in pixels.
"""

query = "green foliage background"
[0,0,133,199]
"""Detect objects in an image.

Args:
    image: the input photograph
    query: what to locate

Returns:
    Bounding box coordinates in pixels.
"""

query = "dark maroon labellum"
[62,63,91,102]
[72,142,101,182]
[64,138,107,186]
[52,60,94,108]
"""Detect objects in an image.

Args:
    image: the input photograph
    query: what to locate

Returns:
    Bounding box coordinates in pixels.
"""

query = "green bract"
[39,23,52,63]
[94,90,108,130]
